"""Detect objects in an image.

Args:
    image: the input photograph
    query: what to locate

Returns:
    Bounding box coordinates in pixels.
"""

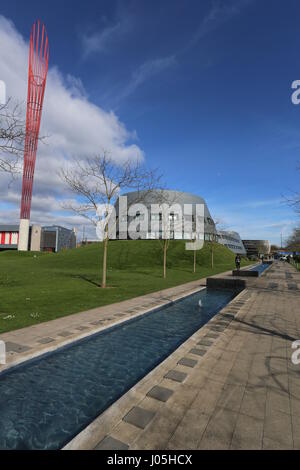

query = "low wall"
[206,277,246,291]
[232,269,259,277]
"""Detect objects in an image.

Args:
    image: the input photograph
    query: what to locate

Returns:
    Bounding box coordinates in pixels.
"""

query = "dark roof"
[0,225,19,231]
[42,225,73,233]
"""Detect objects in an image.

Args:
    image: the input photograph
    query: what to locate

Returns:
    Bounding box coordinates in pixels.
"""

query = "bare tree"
[209,217,223,269]
[190,235,203,274]
[271,244,280,252]
[193,239,197,273]
[189,218,205,274]
[0,99,26,175]
[256,240,269,258]
[284,165,300,213]
[286,227,300,252]
[154,191,208,278]
[60,152,160,288]
[160,201,170,279]
[162,232,169,279]
[284,191,300,214]
[209,234,217,269]
[148,190,182,279]
[152,190,204,279]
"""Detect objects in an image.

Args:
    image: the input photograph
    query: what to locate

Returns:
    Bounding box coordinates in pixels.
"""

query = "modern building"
[0,224,76,252]
[242,239,271,258]
[114,190,216,241]
[217,231,247,256]
[41,226,77,252]
[0,225,19,250]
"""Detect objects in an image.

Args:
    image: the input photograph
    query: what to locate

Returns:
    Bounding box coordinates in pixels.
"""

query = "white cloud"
[110,0,251,105]
[81,22,123,57]
[232,198,283,209]
[119,55,177,101]
[184,0,252,51]
[0,16,144,233]
[81,11,133,59]
[65,74,88,99]
[211,204,297,246]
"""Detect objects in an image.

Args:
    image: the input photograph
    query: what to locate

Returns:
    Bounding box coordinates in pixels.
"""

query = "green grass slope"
[0,240,251,333]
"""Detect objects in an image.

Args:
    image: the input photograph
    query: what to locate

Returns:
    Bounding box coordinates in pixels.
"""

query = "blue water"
[250,263,270,275]
[0,288,236,450]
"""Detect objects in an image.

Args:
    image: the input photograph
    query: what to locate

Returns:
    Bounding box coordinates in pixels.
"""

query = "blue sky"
[0,0,300,244]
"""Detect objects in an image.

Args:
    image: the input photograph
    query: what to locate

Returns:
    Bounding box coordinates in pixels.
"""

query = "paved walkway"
[65,261,300,450]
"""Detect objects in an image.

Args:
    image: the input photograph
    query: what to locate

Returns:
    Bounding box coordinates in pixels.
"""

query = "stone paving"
[64,261,300,450]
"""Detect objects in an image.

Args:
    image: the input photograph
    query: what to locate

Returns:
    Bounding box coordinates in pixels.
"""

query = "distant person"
[235,254,241,271]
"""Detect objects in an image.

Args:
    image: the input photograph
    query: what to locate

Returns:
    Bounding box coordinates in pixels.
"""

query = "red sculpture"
[19,21,49,250]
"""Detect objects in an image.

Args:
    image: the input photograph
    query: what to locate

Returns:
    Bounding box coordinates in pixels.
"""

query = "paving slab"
[231,414,264,450]
[5,342,31,353]
[57,331,73,337]
[164,370,187,383]
[189,348,207,356]
[197,339,214,347]
[37,337,55,344]
[198,407,239,449]
[95,436,129,450]
[205,333,219,339]
[177,357,198,368]
[147,386,174,402]
[123,406,156,429]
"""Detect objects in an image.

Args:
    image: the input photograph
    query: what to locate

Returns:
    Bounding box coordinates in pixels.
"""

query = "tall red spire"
[19,21,49,250]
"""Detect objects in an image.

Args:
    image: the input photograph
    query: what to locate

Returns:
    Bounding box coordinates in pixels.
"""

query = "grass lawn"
[0,240,252,333]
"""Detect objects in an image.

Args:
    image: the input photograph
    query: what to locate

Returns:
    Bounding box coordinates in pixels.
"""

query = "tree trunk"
[193,248,196,273]
[102,235,108,288]
[163,240,167,279]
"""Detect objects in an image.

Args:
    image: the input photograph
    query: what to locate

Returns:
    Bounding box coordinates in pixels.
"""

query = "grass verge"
[0,240,252,333]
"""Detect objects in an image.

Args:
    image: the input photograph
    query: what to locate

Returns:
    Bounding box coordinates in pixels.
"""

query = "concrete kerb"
[0,285,206,376]
[63,288,249,450]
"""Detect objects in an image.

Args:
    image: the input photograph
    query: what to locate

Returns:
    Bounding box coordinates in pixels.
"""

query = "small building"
[0,224,76,252]
[0,225,19,249]
[41,226,77,252]
[242,240,270,258]
[30,225,42,251]
[217,231,247,256]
